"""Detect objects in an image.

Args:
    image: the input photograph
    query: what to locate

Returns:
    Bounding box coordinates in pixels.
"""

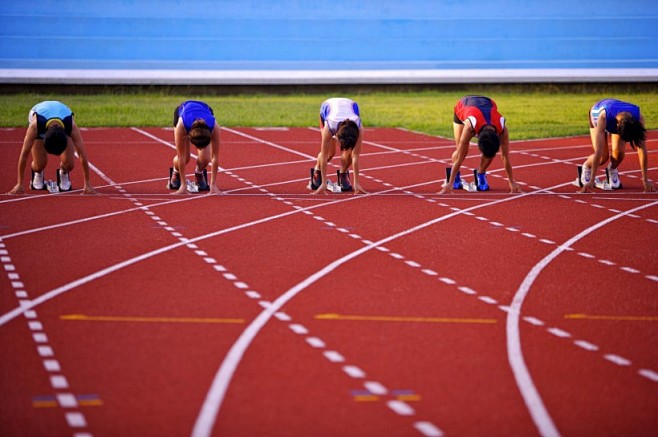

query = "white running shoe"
[607,164,621,189]
[31,170,45,190]
[58,169,71,191]
[580,164,592,186]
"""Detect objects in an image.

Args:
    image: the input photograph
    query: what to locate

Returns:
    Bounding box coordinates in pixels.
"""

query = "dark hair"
[43,124,68,155]
[189,119,212,148]
[478,127,500,158]
[618,114,646,150]
[336,120,359,151]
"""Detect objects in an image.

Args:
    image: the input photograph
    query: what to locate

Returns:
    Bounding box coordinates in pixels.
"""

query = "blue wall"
[1,0,657,71]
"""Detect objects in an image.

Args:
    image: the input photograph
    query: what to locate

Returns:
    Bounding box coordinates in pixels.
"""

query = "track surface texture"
[1,126,657,437]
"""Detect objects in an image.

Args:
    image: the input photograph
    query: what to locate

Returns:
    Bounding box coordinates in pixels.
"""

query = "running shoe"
[580,164,592,186]
[452,170,463,190]
[309,168,322,190]
[195,169,209,191]
[338,170,353,192]
[476,172,490,191]
[31,170,45,190]
[58,169,72,191]
[606,164,621,189]
[168,170,181,190]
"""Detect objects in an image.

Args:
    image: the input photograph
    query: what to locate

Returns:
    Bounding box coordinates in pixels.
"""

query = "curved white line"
[190,190,547,437]
[507,200,658,437]
[0,180,433,328]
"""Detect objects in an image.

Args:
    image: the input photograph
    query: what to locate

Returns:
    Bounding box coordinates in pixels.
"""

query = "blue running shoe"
[452,170,463,190]
[475,171,489,191]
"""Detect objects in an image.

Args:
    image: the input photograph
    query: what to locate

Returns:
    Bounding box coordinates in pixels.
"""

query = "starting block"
[167,167,205,193]
[32,169,63,193]
[30,169,46,191]
[445,167,477,192]
[572,166,613,190]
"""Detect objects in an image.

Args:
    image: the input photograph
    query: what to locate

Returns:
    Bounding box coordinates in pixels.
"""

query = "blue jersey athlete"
[168,100,221,194]
[581,98,653,192]
[8,101,96,194]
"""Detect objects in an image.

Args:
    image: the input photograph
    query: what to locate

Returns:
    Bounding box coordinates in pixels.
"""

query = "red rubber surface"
[0,126,657,436]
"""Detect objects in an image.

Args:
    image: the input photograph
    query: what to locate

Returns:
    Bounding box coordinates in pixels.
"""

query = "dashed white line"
[574,340,599,351]
[414,421,444,437]
[547,328,571,338]
[387,400,415,416]
[306,337,326,348]
[288,324,309,335]
[604,354,632,366]
[638,369,658,382]
[364,381,388,395]
[323,350,345,363]
[343,365,366,378]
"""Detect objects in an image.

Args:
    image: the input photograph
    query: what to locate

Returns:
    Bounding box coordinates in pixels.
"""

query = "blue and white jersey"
[590,98,641,134]
[320,98,361,135]
[29,101,73,138]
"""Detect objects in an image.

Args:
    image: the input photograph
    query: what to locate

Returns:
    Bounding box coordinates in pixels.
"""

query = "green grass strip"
[1,87,656,139]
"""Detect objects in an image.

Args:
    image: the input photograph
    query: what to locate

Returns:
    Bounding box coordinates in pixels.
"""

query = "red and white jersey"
[454,96,505,135]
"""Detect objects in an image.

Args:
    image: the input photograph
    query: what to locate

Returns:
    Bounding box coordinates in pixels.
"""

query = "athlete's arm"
[499,127,522,193]
[209,125,221,194]
[173,120,189,195]
[441,120,472,194]
[8,122,38,194]
[314,125,334,194]
[351,127,367,194]
[70,121,97,194]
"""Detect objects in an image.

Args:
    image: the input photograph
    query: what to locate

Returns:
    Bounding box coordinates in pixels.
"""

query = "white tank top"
[320,98,361,135]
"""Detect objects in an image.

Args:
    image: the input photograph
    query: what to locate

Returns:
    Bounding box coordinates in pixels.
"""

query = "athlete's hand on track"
[579,180,595,193]
[7,184,24,195]
[172,185,187,195]
[82,185,98,195]
[439,184,452,195]
[509,182,523,193]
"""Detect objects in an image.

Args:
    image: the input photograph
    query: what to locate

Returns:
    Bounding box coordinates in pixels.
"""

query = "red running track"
[0,126,657,437]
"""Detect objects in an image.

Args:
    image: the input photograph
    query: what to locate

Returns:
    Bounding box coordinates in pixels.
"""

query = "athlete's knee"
[60,161,74,172]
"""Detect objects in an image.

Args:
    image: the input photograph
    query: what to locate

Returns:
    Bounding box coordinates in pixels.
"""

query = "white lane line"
[343,365,366,378]
[573,340,599,351]
[638,369,658,382]
[387,400,415,416]
[364,381,388,395]
[507,200,658,437]
[191,184,560,437]
[288,324,308,335]
[604,354,632,366]
[323,351,345,363]
[414,421,444,437]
